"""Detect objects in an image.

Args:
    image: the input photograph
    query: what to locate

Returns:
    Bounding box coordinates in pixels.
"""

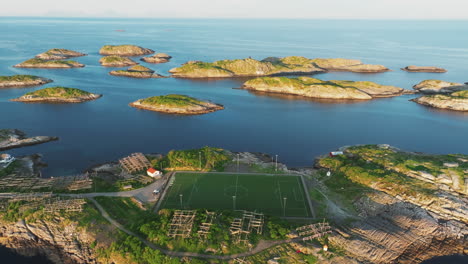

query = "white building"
[147,168,162,178]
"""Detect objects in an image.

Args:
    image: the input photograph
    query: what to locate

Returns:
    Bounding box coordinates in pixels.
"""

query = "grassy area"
[316,145,468,199]
[100,55,135,64]
[23,87,92,98]
[0,160,20,177]
[161,173,311,217]
[153,146,231,171]
[0,75,42,82]
[95,197,294,255]
[140,94,207,107]
[20,58,79,65]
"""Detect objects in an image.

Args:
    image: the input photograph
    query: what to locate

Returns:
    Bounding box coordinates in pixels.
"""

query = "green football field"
[161,173,311,217]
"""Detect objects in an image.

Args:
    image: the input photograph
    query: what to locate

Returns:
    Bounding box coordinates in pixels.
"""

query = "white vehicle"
[153,189,160,195]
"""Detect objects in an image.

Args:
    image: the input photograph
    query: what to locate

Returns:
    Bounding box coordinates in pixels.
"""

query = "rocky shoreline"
[130,95,224,115]
[12,93,102,103]
[241,77,411,100]
[99,56,138,67]
[14,59,84,69]
[402,65,447,73]
[109,65,165,78]
[35,49,86,60]
[0,129,58,151]
[0,75,52,88]
[411,91,468,111]
[169,56,389,78]
[140,53,172,63]
[99,44,154,56]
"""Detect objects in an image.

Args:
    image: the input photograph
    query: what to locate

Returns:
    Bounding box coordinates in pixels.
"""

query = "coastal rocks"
[99,56,138,67]
[169,56,389,78]
[129,94,224,115]
[140,53,172,63]
[0,218,97,264]
[0,129,58,151]
[241,77,408,100]
[330,192,467,264]
[0,75,52,88]
[411,91,468,111]
[99,45,154,56]
[402,65,447,73]
[36,49,86,60]
[11,87,102,103]
[310,58,390,73]
[109,65,165,78]
[413,79,468,94]
[14,58,84,68]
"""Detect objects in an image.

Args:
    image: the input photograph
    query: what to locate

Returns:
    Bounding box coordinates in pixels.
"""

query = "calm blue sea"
[0,15,467,264]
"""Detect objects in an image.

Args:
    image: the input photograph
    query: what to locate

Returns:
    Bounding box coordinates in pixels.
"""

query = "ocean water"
[1,18,468,176]
[0,15,467,264]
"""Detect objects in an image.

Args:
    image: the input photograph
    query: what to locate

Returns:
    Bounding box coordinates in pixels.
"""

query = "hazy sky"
[1,0,468,19]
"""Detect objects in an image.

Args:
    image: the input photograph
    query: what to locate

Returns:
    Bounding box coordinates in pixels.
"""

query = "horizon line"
[1,16,468,21]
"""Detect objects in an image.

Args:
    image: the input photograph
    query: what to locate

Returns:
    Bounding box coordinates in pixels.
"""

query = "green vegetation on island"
[14,58,84,68]
[242,76,406,100]
[110,65,165,78]
[0,75,52,88]
[11,86,102,103]
[99,55,138,67]
[153,146,231,171]
[36,48,86,60]
[99,45,155,56]
[169,56,389,78]
[130,94,224,115]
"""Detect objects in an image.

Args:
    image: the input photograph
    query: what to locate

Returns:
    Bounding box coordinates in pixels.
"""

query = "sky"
[1,0,468,19]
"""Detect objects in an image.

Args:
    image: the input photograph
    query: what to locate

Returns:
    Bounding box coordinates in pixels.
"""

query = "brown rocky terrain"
[413,79,468,94]
[109,65,165,78]
[402,65,447,73]
[0,129,58,151]
[99,45,154,56]
[0,75,52,88]
[140,53,172,63]
[36,49,86,60]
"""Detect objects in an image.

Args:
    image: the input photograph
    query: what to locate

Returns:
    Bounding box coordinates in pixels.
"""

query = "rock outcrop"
[99,56,138,67]
[109,65,165,78]
[0,129,58,151]
[130,94,224,115]
[11,87,102,103]
[36,49,86,60]
[140,53,172,63]
[0,218,96,264]
[14,59,84,68]
[411,91,468,111]
[99,45,154,56]
[314,144,468,263]
[0,75,52,88]
[402,65,447,73]
[169,56,389,78]
[241,77,408,100]
[413,79,468,94]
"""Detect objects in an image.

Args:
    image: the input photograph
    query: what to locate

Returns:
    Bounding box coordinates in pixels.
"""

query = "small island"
[413,79,468,94]
[411,90,468,111]
[99,56,138,67]
[169,56,389,78]
[36,48,86,60]
[241,77,408,100]
[99,45,154,56]
[140,53,172,63]
[402,65,447,73]
[109,65,165,78]
[0,75,52,88]
[11,87,102,103]
[129,94,224,115]
[14,58,84,68]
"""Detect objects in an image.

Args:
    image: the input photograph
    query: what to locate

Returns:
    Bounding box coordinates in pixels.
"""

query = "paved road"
[89,197,302,260]
[61,176,169,203]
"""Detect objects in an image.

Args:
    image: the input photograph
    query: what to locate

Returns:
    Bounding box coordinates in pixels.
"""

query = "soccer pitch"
[161,173,311,217]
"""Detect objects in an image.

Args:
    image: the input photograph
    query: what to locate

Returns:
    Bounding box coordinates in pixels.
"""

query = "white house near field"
[147,168,162,178]
[0,153,15,168]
